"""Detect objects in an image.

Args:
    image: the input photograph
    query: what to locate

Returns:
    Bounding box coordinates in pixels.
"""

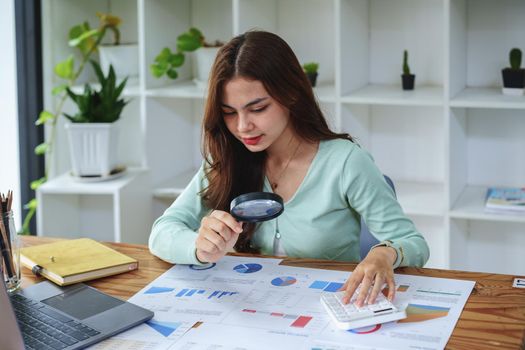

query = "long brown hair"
[201,30,352,253]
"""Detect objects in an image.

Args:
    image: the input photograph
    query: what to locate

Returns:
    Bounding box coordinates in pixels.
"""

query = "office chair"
[359,175,396,260]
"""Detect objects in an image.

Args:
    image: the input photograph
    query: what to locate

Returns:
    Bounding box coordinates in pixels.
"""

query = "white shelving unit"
[40,0,525,275]
[37,169,151,243]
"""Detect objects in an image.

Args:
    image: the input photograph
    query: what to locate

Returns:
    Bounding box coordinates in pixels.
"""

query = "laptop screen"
[0,274,25,350]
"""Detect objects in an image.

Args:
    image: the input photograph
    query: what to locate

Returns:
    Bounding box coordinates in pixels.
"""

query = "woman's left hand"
[339,246,397,307]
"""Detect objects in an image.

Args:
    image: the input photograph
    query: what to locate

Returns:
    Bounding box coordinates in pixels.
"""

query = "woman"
[149,31,429,307]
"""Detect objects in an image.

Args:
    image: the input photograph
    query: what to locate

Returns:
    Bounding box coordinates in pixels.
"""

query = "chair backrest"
[359,175,396,260]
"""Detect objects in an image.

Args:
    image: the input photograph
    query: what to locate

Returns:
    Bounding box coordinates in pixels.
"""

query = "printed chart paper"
[88,320,193,350]
[129,256,284,323]
[89,256,283,349]
[92,256,474,350]
[169,323,311,350]
[312,274,475,350]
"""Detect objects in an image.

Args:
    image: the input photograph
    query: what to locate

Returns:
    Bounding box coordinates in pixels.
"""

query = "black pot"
[401,74,415,90]
[501,68,525,88]
[306,72,318,87]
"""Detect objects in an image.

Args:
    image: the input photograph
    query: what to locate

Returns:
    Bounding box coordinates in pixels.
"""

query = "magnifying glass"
[230,192,284,222]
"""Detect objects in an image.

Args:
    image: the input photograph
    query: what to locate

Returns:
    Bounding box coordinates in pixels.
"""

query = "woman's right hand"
[195,210,243,263]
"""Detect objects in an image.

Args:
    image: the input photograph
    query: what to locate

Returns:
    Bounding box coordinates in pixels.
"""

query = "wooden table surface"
[20,236,525,350]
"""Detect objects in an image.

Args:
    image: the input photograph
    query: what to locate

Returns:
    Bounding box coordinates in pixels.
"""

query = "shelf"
[145,81,207,99]
[341,85,443,106]
[450,185,525,223]
[153,168,198,199]
[450,87,525,109]
[395,181,445,217]
[41,0,525,272]
[70,80,141,97]
[313,83,336,103]
[153,175,446,217]
[144,81,336,102]
[39,168,146,195]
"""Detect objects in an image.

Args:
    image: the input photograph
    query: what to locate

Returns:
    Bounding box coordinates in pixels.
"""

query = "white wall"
[0,0,21,228]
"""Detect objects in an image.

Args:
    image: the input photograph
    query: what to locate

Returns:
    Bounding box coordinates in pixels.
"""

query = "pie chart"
[271,276,297,286]
[233,263,263,273]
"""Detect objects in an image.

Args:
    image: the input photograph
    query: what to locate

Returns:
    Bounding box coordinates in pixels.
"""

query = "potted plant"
[69,12,138,82]
[302,62,319,87]
[150,27,223,87]
[64,61,128,178]
[501,48,525,96]
[22,15,125,233]
[401,50,415,90]
[96,12,138,82]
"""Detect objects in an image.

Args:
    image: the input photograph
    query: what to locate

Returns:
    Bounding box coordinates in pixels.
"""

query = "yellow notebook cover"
[20,238,138,286]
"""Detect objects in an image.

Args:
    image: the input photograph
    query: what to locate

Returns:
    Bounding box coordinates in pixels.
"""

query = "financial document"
[91,256,474,350]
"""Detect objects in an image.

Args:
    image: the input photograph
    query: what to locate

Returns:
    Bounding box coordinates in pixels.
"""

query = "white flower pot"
[192,47,220,88]
[98,44,139,81]
[502,87,524,96]
[65,122,119,177]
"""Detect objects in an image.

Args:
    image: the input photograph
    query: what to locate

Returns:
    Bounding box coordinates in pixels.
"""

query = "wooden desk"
[20,236,525,350]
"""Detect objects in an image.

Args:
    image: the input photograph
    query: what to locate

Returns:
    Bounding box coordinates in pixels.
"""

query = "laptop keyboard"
[10,293,100,350]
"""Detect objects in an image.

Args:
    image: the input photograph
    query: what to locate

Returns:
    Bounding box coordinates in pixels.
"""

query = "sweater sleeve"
[148,166,210,264]
[342,146,430,267]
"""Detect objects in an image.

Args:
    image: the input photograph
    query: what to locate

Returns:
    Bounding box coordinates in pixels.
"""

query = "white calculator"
[321,290,406,330]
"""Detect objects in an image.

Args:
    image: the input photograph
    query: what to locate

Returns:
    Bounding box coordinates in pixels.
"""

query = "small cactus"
[302,62,319,75]
[403,50,411,75]
[509,48,522,70]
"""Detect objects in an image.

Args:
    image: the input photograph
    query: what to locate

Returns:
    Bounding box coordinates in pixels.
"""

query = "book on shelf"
[485,187,525,213]
[20,238,138,286]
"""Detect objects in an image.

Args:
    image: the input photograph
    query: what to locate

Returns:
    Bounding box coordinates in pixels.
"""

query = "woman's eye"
[251,106,268,113]
[222,110,237,116]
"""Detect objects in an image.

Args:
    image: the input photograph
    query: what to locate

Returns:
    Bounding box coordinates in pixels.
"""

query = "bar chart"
[175,288,206,297]
[241,309,313,328]
[308,280,344,292]
[173,288,239,300]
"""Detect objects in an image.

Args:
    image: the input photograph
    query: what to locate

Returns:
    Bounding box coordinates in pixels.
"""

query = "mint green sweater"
[149,139,429,267]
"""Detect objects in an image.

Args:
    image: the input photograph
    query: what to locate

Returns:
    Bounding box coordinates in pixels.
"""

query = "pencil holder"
[1,210,20,292]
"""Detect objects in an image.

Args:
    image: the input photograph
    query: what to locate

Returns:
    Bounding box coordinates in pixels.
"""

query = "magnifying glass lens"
[230,192,284,222]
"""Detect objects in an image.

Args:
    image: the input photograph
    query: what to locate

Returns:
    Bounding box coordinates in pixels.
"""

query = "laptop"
[1,274,153,350]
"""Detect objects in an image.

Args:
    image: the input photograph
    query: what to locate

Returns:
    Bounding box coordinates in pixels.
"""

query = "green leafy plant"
[509,48,522,70]
[403,50,411,75]
[68,13,121,49]
[150,27,223,80]
[22,13,122,234]
[65,61,128,123]
[302,62,319,75]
